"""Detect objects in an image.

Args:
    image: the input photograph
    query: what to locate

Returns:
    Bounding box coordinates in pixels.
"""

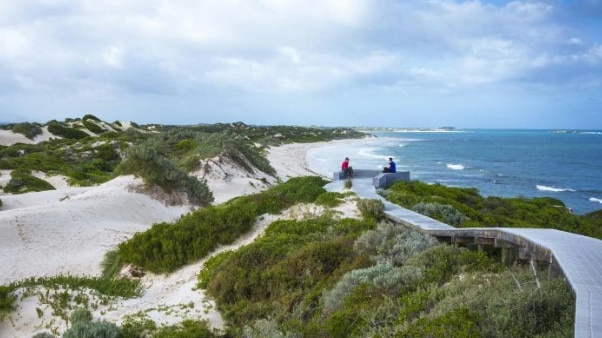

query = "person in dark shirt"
[383,157,396,173]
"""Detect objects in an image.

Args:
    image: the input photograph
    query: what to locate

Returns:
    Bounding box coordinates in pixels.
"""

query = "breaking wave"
[536,185,576,192]
[446,164,465,170]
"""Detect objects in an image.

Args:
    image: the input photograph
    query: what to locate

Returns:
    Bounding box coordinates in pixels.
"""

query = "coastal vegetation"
[1,169,576,336]
[0,116,364,194]
[198,217,572,337]
[112,176,328,274]
[105,178,572,337]
[0,117,587,337]
[0,274,141,336]
[3,168,56,194]
[379,180,602,239]
[10,122,43,140]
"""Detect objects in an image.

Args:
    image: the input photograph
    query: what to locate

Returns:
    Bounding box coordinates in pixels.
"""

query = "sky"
[0,0,601,129]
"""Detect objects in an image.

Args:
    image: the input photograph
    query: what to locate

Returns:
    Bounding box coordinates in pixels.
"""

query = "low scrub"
[115,145,214,206]
[113,176,328,274]
[63,308,122,338]
[201,214,375,329]
[357,198,385,220]
[0,140,121,186]
[135,129,275,175]
[0,285,16,319]
[198,213,572,337]
[3,169,55,194]
[314,191,348,207]
[383,180,602,239]
[82,120,104,134]
[11,122,42,140]
[0,274,142,327]
[47,123,89,140]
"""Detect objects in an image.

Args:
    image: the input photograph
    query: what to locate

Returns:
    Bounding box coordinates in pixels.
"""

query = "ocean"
[307,129,602,215]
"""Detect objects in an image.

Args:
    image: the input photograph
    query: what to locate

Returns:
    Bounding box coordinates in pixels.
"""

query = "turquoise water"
[307,129,602,215]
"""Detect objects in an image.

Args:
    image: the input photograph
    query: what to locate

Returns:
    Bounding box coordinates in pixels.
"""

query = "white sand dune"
[0,127,57,146]
[0,137,345,337]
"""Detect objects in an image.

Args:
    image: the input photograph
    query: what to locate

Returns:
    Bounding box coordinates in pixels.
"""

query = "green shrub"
[314,192,345,207]
[323,282,399,338]
[412,202,469,226]
[203,214,371,326]
[118,202,254,272]
[242,318,290,338]
[3,169,55,194]
[357,198,385,220]
[131,129,276,175]
[70,307,93,324]
[63,319,122,338]
[120,314,157,338]
[101,250,122,279]
[322,261,422,315]
[47,123,89,140]
[400,307,481,338]
[198,251,237,289]
[117,177,327,274]
[16,274,142,299]
[473,274,573,337]
[115,146,213,206]
[63,307,122,338]
[344,178,352,189]
[354,223,439,265]
[154,319,216,337]
[406,245,501,286]
[83,114,102,122]
[83,120,105,134]
[0,285,16,317]
[32,333,56,338]
[382,180,601,238]
[268,176,326,203]
[12,122,42,140]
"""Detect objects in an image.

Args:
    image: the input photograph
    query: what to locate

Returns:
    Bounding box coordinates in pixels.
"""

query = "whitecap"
[446,164,465,170]
[357,148,388,160]
[536,185,576,192]
[590,197,602,204]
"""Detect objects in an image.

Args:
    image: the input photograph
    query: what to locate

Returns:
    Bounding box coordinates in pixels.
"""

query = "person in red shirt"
[342,157,354,177]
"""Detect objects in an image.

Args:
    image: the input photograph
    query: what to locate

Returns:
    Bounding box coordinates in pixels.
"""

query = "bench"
[333,169,382,180]
[333,170,410,189]
[372,172,410,188]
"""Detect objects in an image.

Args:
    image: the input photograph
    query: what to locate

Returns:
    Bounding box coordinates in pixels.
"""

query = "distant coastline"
[353,126,456,133]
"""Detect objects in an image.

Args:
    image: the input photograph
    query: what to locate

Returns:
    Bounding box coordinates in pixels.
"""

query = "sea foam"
[536,185,576,192]
[446,164,465,170]
[590,197,602,204]
[358,148,389,160]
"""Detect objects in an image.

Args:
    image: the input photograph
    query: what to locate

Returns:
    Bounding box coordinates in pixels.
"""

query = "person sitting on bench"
[342,157,354,177]
[383,157,396,173]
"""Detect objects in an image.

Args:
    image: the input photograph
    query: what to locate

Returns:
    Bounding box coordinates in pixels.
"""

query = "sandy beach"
[0,130,356,337]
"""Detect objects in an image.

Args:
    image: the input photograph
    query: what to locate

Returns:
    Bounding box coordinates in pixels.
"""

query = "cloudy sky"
[1,0,601,128]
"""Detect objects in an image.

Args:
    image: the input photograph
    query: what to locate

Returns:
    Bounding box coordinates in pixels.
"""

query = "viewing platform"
[325,174,602,338]
[332,169,410,189]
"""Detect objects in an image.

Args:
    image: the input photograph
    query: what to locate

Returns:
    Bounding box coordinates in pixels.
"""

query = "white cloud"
[0,1,601,127]
[206,49,397,93]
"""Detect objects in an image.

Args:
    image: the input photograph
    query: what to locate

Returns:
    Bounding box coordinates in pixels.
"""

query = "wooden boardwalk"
[325,178,602,338]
